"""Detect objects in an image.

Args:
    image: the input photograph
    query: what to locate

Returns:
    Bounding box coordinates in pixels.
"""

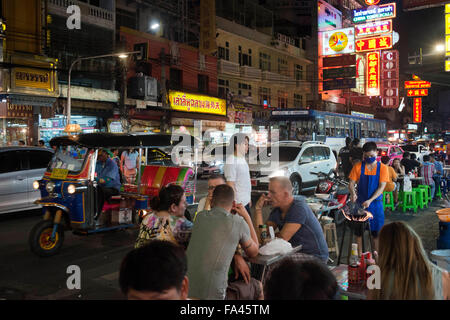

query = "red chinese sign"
[413,98,422,123]
[404,80,431,89]
[366,52,380,96]
[355,20,393,38]
[381,50,399,108]
[407,89,428,97]
[356,35,392,52]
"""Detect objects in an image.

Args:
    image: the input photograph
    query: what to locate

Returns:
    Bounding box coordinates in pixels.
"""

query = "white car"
[249,141,337,195]
[401,144,430,162]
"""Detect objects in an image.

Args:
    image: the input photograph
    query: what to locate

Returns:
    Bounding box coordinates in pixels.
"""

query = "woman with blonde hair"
[368,222,449,300]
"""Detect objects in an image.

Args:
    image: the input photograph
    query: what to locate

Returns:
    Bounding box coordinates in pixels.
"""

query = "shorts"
[225,278,262,300]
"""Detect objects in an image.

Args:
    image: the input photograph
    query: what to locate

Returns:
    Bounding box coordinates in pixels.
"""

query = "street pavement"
[0,178,447,299]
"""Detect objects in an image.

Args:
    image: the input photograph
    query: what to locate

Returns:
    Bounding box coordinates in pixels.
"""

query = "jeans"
[433,176,442,198]
[429,181,436,200]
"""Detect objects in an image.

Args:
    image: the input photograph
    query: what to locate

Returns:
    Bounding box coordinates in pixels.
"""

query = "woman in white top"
[120,148,139,184]
[368,221,450,300]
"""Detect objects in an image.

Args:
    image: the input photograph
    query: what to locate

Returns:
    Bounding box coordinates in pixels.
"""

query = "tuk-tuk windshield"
[48,146,89,173]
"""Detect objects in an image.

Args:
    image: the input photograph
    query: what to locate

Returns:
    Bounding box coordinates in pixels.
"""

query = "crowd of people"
[116,134,450,300]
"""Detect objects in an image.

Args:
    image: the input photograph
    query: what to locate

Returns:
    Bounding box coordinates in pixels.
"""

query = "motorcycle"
[311,171,350,225]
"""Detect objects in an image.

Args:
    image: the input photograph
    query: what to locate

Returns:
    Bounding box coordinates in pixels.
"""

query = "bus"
[269,109,387,158]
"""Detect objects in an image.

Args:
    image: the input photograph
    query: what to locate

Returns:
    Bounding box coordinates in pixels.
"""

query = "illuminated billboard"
[404,80,431,89]
[318,0,342,32]
[366,52,380,96]
[169,91,226,116]
[355,20,392,38]
[322,27,355,56]
[356,35,392,52]
[353,3,396,24]
[407,89,428,97]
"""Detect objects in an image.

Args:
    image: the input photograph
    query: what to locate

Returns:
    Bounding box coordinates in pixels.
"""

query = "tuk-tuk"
[29,133,199,257]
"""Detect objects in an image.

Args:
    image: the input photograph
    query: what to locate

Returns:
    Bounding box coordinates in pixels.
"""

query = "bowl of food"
[436,208,450,222]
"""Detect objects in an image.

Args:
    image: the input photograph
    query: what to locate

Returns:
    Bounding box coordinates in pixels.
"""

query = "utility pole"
[160,47,169,133]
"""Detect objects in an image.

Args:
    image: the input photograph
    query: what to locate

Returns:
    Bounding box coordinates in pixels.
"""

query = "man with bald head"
[255,177,328,262]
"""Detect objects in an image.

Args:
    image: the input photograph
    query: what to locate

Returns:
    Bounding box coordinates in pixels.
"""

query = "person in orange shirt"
[349,142,389,255]
[380,156,397,207]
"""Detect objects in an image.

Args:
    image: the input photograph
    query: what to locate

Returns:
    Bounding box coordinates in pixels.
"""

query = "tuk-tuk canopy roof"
[49,133,201,149]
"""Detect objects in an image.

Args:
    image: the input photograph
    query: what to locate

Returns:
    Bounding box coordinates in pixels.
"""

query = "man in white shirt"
[224,133,252,215]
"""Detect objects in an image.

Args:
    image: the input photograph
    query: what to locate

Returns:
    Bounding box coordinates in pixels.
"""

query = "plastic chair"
[413,187,428,209]
[435,183,443,200]
[400,191,418,213]
[418,185,431,204]
[383,191,395,211]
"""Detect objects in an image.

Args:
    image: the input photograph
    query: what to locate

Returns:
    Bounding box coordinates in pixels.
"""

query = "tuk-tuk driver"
[95,149,121,214]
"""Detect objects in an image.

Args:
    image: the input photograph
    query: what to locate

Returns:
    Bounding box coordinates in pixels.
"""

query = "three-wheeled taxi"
[29,133,199,257]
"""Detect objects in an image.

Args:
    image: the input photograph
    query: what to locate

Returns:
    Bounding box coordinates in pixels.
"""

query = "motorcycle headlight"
[33,180,40,190]
[46,181,55,193]
[67,184,76,194]
[318,182,329,192]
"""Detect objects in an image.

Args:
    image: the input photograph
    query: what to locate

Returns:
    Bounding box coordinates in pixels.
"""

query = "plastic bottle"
[259,225,268,245]
[348,243,360,285]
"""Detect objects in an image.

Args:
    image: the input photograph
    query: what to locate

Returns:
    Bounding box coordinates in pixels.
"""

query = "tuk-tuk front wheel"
[29,220,65,257]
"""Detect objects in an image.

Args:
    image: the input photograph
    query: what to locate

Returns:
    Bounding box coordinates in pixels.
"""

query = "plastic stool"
[383,191,395,211]
[413,188,428,209]
[400,191,418,213]
[435,183,443,200]
[418,185,431,204]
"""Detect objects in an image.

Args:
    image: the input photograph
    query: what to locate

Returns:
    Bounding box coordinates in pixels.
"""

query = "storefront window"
[39,115,100,144]
[1,119,30,146]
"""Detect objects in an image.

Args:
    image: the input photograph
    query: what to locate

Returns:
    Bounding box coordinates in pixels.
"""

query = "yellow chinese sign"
[446,4,450,70]
[14,68,53,91]
[169,91,226,116]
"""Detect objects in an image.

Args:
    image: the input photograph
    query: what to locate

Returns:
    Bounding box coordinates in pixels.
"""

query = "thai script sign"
[14,68,52,90]
[353,3,396,23]
[404,80,431,89]
[169,91,226,116]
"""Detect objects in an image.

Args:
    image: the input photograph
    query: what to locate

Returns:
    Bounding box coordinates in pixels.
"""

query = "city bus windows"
[345,118,350,137]
[317,119,325,135]
[336,117,344,137]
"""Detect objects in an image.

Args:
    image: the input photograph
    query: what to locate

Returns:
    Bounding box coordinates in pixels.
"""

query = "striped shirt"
[421,162,435,185]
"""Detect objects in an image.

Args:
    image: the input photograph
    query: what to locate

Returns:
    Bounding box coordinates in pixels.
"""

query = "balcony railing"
[240,65,261,80]
[48,0,115,30]
[218,59,240,76]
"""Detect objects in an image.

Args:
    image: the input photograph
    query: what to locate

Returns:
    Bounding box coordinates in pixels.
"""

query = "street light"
[65,51,140,133]
[150,22,160,31]
[435,44,445,53]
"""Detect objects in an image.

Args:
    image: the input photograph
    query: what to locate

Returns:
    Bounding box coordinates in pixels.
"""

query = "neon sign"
[413,98,422,123]
[355,20,392,38]
[407,89,428,97]
[404,81,431,89]
[356,35,392,52]
[366,52,380,96]
[353,3,396,23]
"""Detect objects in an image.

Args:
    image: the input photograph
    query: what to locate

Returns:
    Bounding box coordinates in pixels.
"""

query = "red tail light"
[381,151,387,156]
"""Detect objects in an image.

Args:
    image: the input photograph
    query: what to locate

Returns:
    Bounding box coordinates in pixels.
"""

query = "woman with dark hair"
[135,184,192,249]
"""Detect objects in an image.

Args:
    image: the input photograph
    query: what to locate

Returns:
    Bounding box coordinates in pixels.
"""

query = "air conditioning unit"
[128,76,159,101]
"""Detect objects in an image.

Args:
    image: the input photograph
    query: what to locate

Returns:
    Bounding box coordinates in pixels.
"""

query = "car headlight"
[33,180,40,190]
[46,181,55,193]
[269,169,287,178]
[67,184,76,194]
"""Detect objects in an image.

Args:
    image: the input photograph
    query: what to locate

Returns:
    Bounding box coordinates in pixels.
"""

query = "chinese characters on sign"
[356,35,392,52]
[445,4,450,71]
[404,80,431,89]
[353,3,396,23]
[413,98,422,123]
[366,52,380,96]
[407,89,428,97]
[6,104,33,118]
[355,20,392,38]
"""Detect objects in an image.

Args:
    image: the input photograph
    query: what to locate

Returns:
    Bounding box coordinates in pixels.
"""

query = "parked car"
[248,141,337,195]
[400,144,430,162]
[0,147,54,214]
[376,143,403,165]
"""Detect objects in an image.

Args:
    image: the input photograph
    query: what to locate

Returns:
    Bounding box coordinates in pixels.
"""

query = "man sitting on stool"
[95,149,121,215]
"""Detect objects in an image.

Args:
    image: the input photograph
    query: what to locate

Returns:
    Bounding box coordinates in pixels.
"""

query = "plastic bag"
[258,238,293,256]
[403,175,412,192]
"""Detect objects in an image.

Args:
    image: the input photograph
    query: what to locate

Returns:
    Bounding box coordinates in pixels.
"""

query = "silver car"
[0,147,54,214]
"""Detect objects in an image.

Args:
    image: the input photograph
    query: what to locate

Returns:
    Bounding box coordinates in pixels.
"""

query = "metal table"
[245,244,303,284]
